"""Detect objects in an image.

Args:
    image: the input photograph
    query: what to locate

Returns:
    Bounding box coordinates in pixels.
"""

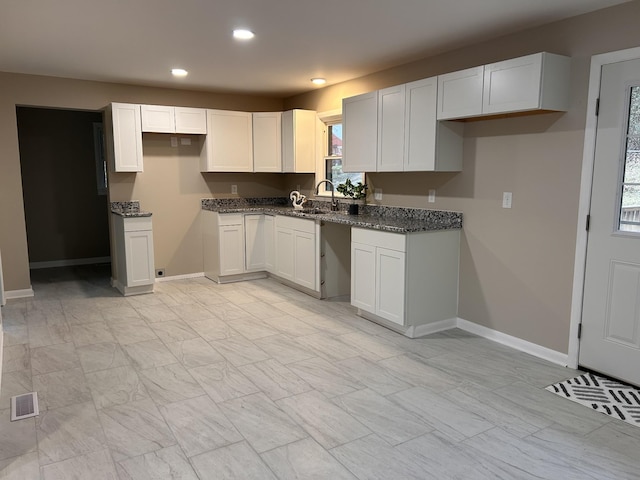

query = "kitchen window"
[317,115,364,196]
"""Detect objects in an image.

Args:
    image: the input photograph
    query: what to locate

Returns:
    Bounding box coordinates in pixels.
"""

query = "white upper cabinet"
[105,103,144,172]
[174,107,207,134]
[343,91,378,173]
[404,77,463,172]
[282,109,316,173]
[482,52,570,115]
[141,105,175,133]
[437,66,484,120]
[200,109,253,172]
[253,112,282,172]
[141,105,206,134]
[343,78,463,173]
[377,85,406,172]
[437,52,571,120]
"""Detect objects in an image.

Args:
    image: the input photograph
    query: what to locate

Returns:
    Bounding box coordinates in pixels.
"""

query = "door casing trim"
[569,46,640,368]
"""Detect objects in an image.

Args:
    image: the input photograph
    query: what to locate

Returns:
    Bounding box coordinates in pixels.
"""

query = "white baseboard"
[155,272,205,283]
[456,317,568,367]
[5,288,35,300]
[407,318,458,338]
[29,256,111,270]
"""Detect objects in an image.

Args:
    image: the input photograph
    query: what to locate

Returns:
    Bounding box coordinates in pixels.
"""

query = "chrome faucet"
[315,179,339,211]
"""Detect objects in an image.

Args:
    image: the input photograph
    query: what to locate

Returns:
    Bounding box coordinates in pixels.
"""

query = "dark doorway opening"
[16,107,111,277]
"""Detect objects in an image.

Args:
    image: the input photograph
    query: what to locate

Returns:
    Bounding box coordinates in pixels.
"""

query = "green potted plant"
[337,179,368,215]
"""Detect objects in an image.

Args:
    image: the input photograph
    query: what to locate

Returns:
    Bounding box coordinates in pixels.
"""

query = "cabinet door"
[245,214,266,271]
[219,224,245,276]
[350,242,376,313]
[264,215,275,273]
[175,107,207,134]
[282,110,316,173]
[110,103,143,172]
[294,230,316,290]
[483,53,543,115]
[404,77,437,171]
[253,112,282,172]
[377,85,405,172]
[141,105,175,133]
[376,247,406,325]
[124,229,155,287]
[201,110,253,172]
[275,228,295,281]
[437,66,484,120]
[343,92,377,172]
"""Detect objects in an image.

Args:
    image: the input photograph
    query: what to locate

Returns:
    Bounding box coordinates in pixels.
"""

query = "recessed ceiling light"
[233,29,255,40]
[311,78,326,85]
[171,68,188,77]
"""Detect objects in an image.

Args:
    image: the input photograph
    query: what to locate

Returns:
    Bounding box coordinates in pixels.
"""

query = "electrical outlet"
[502,192,513,209]
[296,184,301,191]
[231,185,238,194]
[374,189,383,201]
[428,189,436,203]
[155,269,165,278]
[170,137,178,147]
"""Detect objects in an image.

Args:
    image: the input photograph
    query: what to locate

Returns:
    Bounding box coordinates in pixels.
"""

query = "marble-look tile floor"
[2,265,640,479]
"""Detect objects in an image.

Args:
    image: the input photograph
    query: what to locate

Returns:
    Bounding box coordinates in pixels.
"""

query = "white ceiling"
[0,0,631,97]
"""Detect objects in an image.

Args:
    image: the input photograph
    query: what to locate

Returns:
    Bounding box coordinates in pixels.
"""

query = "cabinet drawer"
[218,213,244,226]
[275,215,315,233]
[122,216,153,232]
[352,227,405,252]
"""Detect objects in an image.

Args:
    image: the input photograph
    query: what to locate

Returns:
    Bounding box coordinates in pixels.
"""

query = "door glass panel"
[618,85,640,232]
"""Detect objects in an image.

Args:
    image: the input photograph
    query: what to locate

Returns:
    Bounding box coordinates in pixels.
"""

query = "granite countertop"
[110,201,152,218]
[201,198,462,233]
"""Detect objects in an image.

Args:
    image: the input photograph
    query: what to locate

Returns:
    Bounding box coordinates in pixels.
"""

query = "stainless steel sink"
[298,208,330,215]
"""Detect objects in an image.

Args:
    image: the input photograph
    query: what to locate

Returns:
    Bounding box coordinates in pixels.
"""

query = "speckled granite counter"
[111,201,153,218]
[201,197,462,233]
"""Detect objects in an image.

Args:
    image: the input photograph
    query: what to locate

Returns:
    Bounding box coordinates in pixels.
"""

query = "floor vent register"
[10,392,39,421]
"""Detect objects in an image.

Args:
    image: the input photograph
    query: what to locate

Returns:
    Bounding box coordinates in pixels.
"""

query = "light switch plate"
[180,137,191,146]
[502,192,513,209]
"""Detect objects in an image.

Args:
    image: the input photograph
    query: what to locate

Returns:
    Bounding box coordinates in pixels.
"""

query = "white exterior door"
[580,58,640,386]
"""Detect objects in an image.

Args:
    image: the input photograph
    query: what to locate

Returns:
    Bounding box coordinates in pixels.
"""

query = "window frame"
[315,109,364,198]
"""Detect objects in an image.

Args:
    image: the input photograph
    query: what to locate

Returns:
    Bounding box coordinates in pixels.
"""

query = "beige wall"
[284,1,640,353]
[0,72,284,290]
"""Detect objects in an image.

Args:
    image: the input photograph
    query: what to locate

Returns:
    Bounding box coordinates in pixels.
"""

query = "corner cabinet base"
[356,309,458,338]
[205,271,268,284]
[111,278,154,296]
[268,273,322,299]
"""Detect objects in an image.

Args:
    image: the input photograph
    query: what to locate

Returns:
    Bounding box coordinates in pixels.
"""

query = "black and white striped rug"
[546,373,640,427]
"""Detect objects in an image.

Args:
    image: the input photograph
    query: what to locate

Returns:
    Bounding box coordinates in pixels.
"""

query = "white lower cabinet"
[203,211,317,290]
[274,215,319,291]
[264,215,275,273]
[351,242,376,312]
[112,214,155,296]
[351,227,459,331]
[244,214,266,271]
[275,227,295,282]
[203,212,247,282]
[219,223,245,276]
